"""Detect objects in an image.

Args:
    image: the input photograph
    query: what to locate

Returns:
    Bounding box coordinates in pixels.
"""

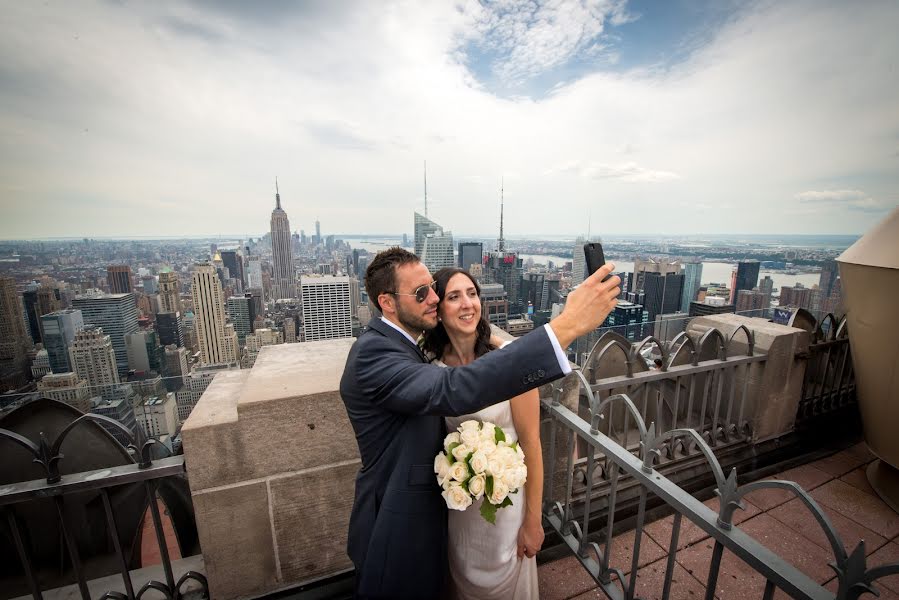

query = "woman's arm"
[510,387,544,559]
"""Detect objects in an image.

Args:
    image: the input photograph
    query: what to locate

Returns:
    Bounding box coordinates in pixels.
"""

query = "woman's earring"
[437,316,442,321]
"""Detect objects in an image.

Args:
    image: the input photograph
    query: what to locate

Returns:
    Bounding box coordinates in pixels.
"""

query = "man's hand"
[550,262,621,348]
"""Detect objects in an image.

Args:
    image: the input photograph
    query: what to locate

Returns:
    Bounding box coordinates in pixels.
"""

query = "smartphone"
[583,242,610,281]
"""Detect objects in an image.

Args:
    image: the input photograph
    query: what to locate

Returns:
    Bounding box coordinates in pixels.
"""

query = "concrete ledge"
[181,340,360,600]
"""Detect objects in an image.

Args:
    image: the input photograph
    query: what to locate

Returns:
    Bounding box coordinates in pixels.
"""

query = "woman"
[422,267,543,600]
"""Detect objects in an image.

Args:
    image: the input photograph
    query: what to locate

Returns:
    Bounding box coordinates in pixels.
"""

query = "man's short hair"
[365,247,421,313]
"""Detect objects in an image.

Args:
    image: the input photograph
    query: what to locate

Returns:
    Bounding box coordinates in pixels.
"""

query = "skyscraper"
[633,258,682,293]
[40,309,84,373]
[69,327,120,398]
[220,250,245,291]
[571,239,587,286]
[681,260,703,312]
[38,372,91,413]
[71,293,139,375]
[300,276,352,341]
[414,212,454,271]
[125,330,162,372]
[819,260,838,298]
[479,283,509,329]
[226,294,255,343]
[734,260,761,301]
[458,242,484,271]
[156,311,184,347]
[163,344,189,392]
[247,255,263,290]
[642,272,685,324]
[107,265,133,294]
[270,181,296,299]
[158,270,183,314]
[191,263,238,365]
[0,276,31,392]
[735,289,769,315]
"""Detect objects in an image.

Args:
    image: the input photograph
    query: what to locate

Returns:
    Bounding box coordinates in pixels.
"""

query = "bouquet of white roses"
[434,419,527,524]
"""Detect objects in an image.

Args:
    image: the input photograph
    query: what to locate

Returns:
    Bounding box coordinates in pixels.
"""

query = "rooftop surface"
[536,442,899,600]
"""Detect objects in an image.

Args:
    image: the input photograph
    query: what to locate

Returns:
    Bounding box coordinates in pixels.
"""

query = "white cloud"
[458,0,634,85]
[0,0,897,238]
[795,190,893,213]
[546,160,681,182]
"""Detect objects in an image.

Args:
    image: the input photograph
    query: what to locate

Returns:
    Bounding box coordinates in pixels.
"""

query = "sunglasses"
[388,280,437,303]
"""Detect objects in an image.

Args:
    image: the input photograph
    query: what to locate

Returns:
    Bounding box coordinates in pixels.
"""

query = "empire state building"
[270,181,296,299]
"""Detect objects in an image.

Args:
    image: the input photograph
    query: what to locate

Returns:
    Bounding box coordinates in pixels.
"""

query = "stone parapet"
[181,339,358,600]
[686,313,810,441]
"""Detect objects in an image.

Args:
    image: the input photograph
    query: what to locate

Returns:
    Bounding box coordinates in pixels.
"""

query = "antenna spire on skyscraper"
[275,176,281,210]
[424,160,428,218]
[498,177,505,252]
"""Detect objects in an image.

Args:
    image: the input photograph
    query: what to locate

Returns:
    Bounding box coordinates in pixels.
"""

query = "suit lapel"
[366,318,428,363]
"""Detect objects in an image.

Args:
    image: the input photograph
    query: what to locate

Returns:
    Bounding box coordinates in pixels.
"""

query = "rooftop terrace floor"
[536,443,899,600]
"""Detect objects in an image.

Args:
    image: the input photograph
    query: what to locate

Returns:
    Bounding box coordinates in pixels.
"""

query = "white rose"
[486,454,506,478]
[500,446,519,470]
[467,474,486,499]
[460,427,481,448]
[503,465,527,490]
[443,431,461,450]
[434,452,451,481]
[460,420,480,433]
[515,443,525,460]
[479,439,497,456]
[443,484,473,511]
[449,460,469,483]
[451,443,471,462]
[489,479,510,505]
[480,422,496,441]
[469,450,489,474]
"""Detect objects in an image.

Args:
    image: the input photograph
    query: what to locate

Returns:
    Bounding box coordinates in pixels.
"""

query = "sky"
[0,0,897,239]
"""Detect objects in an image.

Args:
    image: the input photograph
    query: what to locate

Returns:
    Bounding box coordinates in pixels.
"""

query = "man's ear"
[378,293,395,315]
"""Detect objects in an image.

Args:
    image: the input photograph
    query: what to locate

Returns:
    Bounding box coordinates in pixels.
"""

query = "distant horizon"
[0,232,863,243]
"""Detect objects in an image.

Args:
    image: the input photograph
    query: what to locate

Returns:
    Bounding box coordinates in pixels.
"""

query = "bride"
[422,267,543,600]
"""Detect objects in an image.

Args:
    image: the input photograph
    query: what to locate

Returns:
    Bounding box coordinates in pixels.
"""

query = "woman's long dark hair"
[421,267,494,361]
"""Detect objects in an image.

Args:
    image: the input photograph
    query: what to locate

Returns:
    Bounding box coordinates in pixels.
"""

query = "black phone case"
[584,243,606,278]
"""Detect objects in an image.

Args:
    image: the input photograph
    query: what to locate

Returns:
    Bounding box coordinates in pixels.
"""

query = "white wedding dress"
[441,360,540,600]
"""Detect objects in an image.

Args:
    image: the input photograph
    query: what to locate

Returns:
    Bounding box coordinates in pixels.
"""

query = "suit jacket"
[339,318,566,599]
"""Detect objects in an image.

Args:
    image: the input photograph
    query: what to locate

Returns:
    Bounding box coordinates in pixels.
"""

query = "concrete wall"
[181,339,358,600]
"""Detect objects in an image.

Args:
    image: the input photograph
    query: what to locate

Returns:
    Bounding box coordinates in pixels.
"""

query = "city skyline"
[1,1,897,239]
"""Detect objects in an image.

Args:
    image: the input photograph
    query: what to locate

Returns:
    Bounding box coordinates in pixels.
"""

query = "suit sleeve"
[355,325,566,417]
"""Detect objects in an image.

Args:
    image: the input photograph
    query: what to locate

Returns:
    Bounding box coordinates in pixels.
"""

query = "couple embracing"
[340,247,620,599]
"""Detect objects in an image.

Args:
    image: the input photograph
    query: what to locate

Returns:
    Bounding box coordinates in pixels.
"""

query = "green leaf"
[480,499,498,524]
[511,441,518,451]
[485,475,494,497]
[494,427,506,444]
[446,441,460,463]
[498,496,513,509]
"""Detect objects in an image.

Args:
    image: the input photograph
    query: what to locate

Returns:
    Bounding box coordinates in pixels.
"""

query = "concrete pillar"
[181,339,358,600]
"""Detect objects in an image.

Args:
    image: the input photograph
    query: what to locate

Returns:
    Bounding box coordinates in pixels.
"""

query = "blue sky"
[0,0,896,238]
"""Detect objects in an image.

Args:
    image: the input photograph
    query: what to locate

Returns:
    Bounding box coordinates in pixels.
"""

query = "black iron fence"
[0,406,207,600]
[798,315,856,424]
[541,380,897,600]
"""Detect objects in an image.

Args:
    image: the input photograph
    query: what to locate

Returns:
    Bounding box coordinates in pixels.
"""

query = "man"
[340,247,620,599]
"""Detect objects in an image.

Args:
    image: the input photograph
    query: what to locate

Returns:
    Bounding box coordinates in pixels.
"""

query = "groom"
[340,247,620,599]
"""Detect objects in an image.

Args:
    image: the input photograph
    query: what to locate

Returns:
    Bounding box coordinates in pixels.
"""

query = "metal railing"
[0,406,207,600]
[569,326,765,485]
[541,380,898,599]
[798,315,856,423]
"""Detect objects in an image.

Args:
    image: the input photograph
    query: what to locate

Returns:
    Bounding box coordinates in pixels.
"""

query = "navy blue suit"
[339,318,566,599]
